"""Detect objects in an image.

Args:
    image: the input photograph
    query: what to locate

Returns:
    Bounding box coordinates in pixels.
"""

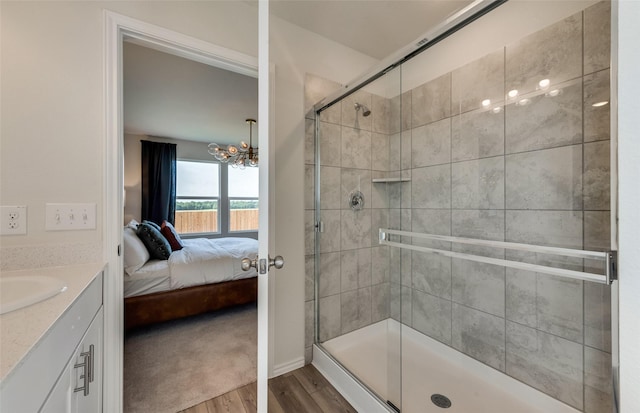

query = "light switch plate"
[46,203,96,231]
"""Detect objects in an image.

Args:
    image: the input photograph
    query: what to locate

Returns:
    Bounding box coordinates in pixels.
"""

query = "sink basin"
[0,276,68,315]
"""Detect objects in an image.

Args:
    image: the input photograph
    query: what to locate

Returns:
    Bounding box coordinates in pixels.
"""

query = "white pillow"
[123,227,150,275]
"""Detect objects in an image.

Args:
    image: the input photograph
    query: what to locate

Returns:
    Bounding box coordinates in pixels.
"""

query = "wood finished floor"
[179,364,356,413]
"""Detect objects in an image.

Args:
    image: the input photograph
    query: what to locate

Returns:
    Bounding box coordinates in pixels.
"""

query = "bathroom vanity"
[0,263,105,412]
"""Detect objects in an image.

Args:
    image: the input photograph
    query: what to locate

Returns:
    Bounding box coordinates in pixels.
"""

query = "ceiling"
[123,1,473,143]
[269,0,473,60]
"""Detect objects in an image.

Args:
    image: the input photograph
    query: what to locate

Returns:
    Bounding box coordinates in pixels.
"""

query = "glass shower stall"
[307,1,616,412]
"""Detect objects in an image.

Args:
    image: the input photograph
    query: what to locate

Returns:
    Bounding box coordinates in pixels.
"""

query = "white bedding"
[124,237,258,298]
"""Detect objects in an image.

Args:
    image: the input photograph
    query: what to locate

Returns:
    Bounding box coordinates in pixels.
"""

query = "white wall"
[0,0,375,377]
[268,15,377,371]
[616,1,640,411]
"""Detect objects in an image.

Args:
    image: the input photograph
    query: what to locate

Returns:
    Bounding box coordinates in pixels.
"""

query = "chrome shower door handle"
[241,258,258,271]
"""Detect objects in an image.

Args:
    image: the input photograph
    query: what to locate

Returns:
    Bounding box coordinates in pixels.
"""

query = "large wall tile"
[389,91,412,134]
[390,284,412,325]
[305,300,314,348]
[452,260,505,317]
[411,73,451,127]
[412,290,452,345]
[340,249,358,292]
[358,248,372,288]
[305,255,314,302]
[506,14,582,95]
[452,48,505,115]
[389,130,412,171]
[585,211,611,251]
[318,294,341,341]
[319,122,342,167]
[341,287,372,334]
[341,168,371,210]
[372,94,390,135]
[371,132,390,172]
[319,210,341,253]
[341,126,372,170]
[584,346,613,413]
[319,102,341,125]
[412,164,451,208]
[341,209,372,250]
[452,304,506,371]
[412,208,451,238]
[412,251,452,300]
[537,275,583,342]
[506,210,583,249]
[506,81,582,153]
[319,252,341,298]
[452,156,504,209]
[305,118,315,165]
[371,246,390,284]
[584,1,611,75]
[451,107,504,162]
[305,210,315,256]
[506,268,537,327]
[584,282,612,353]
[506,322,584,410]
[320,166,341,210]
[506,145,582,210]
[584,140,610,210]
[341,90,372,131]
[452,209,505,258]
[412,118,451,168]
[304,164,315,210]
[584,69,610,143]
[372,283,390,323]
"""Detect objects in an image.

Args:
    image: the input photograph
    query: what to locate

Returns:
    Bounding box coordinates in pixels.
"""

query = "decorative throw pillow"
[142,220,161,232]
[136,222,172,260]
[123,227,150,275]
[161,220,184,251]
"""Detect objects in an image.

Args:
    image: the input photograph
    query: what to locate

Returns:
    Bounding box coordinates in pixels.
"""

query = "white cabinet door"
[40,307,103,413]
[71,307,103,413]
[40,363,72,413]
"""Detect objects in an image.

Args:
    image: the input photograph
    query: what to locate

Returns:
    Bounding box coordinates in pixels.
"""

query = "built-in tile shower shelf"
[371,177,411,183]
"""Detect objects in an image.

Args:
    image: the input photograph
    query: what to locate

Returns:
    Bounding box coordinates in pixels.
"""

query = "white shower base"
[314,319,579,413]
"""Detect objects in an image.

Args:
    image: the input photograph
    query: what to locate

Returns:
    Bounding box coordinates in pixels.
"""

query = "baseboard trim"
[272,356,305,377]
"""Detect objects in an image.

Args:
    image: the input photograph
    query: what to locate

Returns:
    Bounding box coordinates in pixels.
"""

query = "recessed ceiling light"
[508,89,518,98]
[538,79,550,89]
[482,99,491,107]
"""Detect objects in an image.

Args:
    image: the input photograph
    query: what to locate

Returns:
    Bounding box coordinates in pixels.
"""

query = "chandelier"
[208,118,258,168]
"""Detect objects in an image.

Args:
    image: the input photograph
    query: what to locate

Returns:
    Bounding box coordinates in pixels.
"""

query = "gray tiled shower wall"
[304,2,612,412]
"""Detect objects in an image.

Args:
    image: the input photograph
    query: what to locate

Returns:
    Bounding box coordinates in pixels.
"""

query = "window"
[175,160,259,236]
[175,161,220,234]
[228,167,259,232]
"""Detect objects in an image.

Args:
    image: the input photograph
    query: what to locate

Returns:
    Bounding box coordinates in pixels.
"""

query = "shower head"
[354,102,371,117]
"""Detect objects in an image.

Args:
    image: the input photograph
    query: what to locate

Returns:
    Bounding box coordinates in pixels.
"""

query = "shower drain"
[431,394,452,409]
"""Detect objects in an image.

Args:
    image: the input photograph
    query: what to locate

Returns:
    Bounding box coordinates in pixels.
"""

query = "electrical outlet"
[1,206,27,235]
[46,203,96,231]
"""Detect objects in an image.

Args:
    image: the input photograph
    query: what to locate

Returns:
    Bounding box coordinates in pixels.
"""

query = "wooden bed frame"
[124,277,258,331]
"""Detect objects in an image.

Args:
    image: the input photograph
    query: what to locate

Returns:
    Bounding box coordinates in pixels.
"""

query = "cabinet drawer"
[0,272,103,413]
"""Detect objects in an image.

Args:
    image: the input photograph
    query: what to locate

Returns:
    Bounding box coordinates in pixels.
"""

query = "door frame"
[103,11,274,412]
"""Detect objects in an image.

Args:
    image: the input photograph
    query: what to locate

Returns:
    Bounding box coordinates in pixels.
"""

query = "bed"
[123,228,258,330]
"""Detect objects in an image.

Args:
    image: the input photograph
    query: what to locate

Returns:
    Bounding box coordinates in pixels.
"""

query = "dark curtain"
[141,140,177,225]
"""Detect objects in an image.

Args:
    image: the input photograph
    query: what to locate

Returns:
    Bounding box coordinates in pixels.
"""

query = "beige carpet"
[123,303,257,413]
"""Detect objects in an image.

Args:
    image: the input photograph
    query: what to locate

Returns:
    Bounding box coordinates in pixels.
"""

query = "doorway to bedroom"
[121,40,260,413]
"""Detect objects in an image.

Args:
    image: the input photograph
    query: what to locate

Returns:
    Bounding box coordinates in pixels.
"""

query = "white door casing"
[104,11,273,412]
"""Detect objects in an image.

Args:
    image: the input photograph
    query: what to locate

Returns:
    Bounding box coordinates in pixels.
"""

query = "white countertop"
[0,263,105,382]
